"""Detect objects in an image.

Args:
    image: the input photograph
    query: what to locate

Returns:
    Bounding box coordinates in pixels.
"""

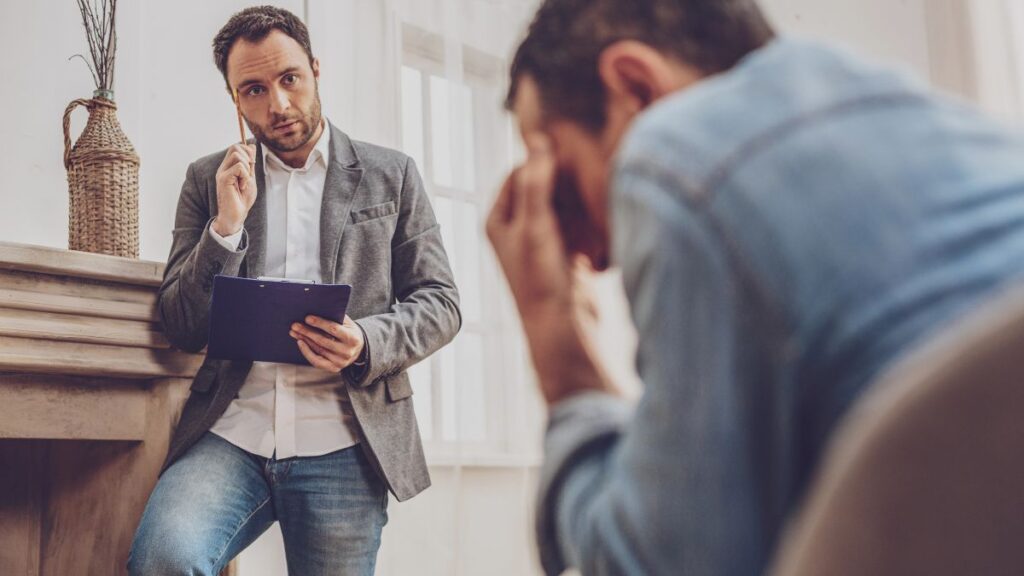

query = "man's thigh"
[275,445,389,576]
[128,433,275,576]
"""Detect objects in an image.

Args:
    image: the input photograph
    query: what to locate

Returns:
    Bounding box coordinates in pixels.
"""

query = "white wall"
[762,0,932,77]
[0,1,1007,575]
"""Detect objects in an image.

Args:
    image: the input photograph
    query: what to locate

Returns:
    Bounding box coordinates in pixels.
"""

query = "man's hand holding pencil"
[212,88,257,237]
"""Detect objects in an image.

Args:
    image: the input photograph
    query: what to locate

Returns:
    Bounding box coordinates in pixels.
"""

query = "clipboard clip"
[256,276,317,284]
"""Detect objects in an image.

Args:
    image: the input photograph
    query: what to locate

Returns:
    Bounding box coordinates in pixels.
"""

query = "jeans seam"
[212,496,272,570]
[279,459,293,482]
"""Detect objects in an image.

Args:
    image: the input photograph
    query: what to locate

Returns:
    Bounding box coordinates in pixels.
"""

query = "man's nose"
[269,86,290,116]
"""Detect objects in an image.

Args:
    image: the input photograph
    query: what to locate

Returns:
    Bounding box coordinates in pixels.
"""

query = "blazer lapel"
[319,123,364,283]
[242,145,268,279]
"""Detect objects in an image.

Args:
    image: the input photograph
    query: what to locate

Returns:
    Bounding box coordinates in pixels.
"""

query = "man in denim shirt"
[487,1,1024,574]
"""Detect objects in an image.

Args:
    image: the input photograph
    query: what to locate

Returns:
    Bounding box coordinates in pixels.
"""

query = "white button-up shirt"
[208,123,360,459]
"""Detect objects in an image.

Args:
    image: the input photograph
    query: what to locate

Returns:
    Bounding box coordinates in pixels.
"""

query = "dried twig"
[73,0,118,92]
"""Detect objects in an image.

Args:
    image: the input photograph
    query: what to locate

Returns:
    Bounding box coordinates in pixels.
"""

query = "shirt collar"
[262,118,331,172]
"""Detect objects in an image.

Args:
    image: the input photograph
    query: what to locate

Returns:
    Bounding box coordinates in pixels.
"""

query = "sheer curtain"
[309,0,546,468]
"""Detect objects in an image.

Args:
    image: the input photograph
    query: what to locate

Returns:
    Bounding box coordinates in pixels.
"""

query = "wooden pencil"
[232,88,253,176]
[232,88,246,144]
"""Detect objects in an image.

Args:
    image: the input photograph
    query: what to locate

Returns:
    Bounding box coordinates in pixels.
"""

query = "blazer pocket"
[190,361,218,393]
[350,201,397,224]
[386,376,414,402]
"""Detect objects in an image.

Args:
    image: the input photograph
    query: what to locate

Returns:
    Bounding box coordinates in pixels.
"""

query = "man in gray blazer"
[128,6,460,575]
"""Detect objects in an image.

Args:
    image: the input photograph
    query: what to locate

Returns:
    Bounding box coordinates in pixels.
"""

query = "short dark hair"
[507,0,775,132]
[213,5,314,89]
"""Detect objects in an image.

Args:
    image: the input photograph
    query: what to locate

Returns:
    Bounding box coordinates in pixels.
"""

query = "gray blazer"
[158,123,460,502]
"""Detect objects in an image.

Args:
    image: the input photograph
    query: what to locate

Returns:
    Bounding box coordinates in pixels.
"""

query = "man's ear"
[312,57,320,79]
[598,40,698,111]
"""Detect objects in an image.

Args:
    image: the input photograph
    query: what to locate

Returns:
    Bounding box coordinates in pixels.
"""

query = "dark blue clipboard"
[206,275,352,365]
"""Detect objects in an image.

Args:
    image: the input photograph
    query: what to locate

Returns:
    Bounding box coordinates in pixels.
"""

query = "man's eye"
[247,86,265,96]
[283,74,298,85]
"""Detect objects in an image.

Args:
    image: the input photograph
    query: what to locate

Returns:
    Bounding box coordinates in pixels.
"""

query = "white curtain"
[308,0,537,145]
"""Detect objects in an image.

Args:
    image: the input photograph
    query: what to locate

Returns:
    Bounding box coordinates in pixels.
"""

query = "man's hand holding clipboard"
[206,275,366,372]
[290,312,366,373]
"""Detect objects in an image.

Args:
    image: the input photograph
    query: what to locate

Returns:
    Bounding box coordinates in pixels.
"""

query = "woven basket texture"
[63,97,140,258]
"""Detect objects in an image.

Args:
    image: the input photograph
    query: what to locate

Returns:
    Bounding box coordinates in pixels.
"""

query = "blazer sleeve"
[157,162,249,352]
[349,156,462,387]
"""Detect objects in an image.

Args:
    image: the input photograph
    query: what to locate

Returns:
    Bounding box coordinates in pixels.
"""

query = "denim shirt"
[537,38,1024,575]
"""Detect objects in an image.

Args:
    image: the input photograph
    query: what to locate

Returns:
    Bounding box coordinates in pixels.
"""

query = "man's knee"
[127,523,218,576]
[127,546,218,576]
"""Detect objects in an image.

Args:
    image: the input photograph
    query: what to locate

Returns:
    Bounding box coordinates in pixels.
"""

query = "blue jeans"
[128,433,388,575]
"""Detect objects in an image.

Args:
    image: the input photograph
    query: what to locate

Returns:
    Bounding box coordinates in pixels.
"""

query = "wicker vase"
[63,90,140,258]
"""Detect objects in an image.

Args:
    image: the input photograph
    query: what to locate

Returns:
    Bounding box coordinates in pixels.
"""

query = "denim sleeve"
[535,162,762,575]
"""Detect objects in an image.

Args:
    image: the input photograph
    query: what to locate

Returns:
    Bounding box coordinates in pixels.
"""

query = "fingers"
[291,322,332,348]
[493,172,516,223]
[296,339,341,372]
[231,143,256,166]
[224,163,250,194]
[303,315,346,340]
[513,160,533,222]
[230,161,249,181]
[225,150,248,169]
[486,172,517,242]
[290,322,352,361]
[219,144,256,179]
[571,253,598,274]
[292,316,357,372]
[221,144,254,168]
[488,153,556,229]
[292,316,361,361]
[239,181,259,205]
[303,335,350,368]
[218,152,254,186]
[570,255,600,319]
[488,131,556,238]
[520,139,556,217]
